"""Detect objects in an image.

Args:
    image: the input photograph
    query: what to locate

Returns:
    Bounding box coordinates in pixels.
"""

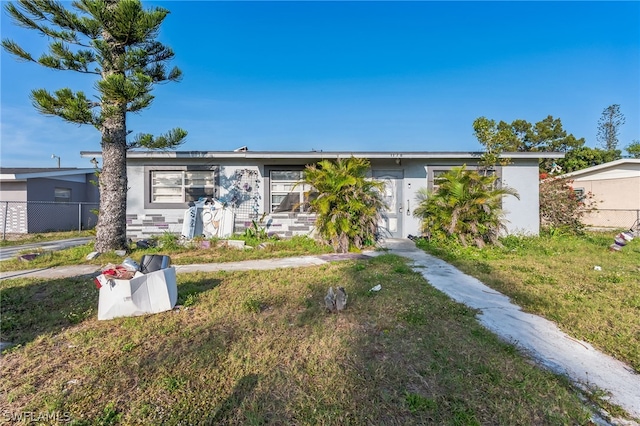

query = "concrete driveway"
[0,237,93,262]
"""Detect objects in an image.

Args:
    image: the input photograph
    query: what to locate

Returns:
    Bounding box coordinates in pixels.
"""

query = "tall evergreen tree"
[597,104,625,151]
[2,0,187,252]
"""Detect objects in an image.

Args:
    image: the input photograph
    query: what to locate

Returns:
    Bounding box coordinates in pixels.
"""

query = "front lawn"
[0,255,594,424]
[416,231,640,374]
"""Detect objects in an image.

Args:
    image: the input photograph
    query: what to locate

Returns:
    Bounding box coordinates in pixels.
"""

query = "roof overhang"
[0,168,95,181]
[81,150,565,161]
[558,158,640,179]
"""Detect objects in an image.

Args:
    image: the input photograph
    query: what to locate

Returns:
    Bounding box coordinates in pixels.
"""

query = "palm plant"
[300,157,386,253]
[413,165,519,248]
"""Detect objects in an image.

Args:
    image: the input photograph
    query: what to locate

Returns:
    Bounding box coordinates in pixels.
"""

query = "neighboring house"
[558,159,640,230]
[0,167,100,234]
[80,150,563,240]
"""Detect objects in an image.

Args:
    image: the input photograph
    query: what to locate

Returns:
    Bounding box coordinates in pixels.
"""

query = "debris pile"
[94,255,177,320]
[325,286,348,313]
[610,230,634,252]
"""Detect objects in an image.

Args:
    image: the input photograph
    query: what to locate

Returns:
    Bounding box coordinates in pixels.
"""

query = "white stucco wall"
[501,161,540,235]
[124,156,544,239]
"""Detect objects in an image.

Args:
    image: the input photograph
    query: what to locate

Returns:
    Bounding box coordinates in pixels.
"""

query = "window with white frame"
[429,166,501,192]
[54,187,71,202]
[270,170,313,212]
[432,170,448,192]
[151,170,216,203]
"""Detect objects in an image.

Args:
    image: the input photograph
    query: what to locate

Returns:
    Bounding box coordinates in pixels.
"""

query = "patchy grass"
[0,235,333,272]
[0,255,594,424]
[416,231,640,374]
[0,230,95,247]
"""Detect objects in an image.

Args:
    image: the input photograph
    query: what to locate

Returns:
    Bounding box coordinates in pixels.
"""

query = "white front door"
[372,170,403,238]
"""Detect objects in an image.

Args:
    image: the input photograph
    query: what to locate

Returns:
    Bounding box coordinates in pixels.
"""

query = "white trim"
[0,169,95,181]
[81,150,565,161]
[558,159,640,179]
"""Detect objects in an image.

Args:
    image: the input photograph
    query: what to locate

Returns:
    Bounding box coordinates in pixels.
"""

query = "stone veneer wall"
[125,211,316,240]
[236,212,316,238]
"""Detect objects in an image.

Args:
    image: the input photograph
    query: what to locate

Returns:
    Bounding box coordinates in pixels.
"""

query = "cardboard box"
[97,267,178,320]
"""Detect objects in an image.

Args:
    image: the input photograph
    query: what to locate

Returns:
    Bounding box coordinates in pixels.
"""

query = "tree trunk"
[95,2,129,253]
[95,114,129,252]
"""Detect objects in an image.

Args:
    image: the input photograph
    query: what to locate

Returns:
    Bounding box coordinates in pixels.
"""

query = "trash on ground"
[17,253,40,262]
[369,284,382,292]
[325,286,348,313]
[86,251,100,260]
[593,266,602,271]
[182,197,235,240]
[609,229,635,252]
[121,257,140,272]
[135,239,156,249]
[221,240,246,250]
[138,254,170,274]
[335,287,348,311]
[94,254,177,320]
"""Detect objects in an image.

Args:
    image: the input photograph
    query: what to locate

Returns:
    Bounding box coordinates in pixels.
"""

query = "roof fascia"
[82,151,565,160]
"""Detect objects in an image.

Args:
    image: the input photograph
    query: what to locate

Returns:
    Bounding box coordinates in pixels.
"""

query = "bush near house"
[539,175,596,234]
[412,165,519,248]
[300,157,385,253]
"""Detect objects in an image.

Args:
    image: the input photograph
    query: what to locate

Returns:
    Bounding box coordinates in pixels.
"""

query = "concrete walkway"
[0,239,638,420]
[379,239,640,422]
[0,237,93,262]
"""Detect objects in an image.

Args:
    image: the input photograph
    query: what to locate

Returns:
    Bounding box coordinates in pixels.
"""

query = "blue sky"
[1,1,639,168]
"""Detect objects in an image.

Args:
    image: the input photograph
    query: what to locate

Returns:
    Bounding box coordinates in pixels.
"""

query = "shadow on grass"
[0,273,221,349]
[206,374,260,425]
[0,275,97,346]
[0,255,595,424]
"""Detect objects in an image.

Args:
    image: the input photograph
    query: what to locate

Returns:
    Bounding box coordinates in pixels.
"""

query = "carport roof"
[0,167,95,180]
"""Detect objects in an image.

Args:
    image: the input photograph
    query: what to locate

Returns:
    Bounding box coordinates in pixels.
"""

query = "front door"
[372,170,403,238]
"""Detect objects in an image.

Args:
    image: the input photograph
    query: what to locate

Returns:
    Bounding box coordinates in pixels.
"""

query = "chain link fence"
[583,209,640,235]
[1,201,100,239]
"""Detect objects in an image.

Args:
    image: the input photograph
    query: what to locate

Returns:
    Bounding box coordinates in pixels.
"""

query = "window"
[151,170,216,203]
[270,170,313,212]
[54,187,71,202]
[432,170,448,192]
[429,166,501,192]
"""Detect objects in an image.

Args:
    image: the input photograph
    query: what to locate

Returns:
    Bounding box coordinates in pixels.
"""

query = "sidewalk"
[1,239,638,420]
[0,237,93,262]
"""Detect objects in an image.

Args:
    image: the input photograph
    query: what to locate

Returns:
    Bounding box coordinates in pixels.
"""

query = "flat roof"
[558,158,640,178]
[80,150,565,160]
[0,167,95,180]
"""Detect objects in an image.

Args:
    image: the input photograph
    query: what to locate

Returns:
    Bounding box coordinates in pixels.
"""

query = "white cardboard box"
[97,267,178,320]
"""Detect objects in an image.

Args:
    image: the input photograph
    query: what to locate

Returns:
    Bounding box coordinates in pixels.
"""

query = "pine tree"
[597,104,625,151]
[2,0,187,252]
